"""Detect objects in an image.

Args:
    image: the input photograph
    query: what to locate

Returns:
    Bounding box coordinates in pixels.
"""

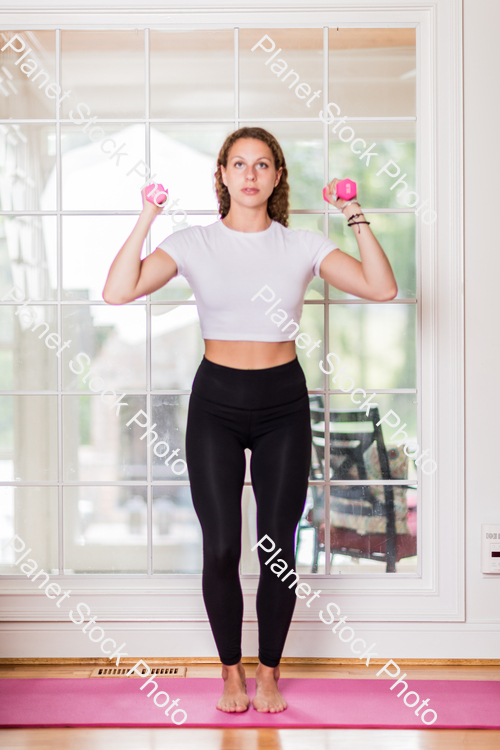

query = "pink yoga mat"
[0,677,499,729]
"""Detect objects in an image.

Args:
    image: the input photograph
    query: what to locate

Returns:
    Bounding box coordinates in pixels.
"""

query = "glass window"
[62,216,138,301]
[62,395,147,482]
[0,486,58,573]
[0,25,419,577]
[0,124,57,212]
[63,485,148,573]
[0,31,56,119]
[329,213,416,299]
[329,304,417,389]
[329,122,416,210]
[61,31,145,119]
[151,124,230,212]
[0,216,57,300]
[153,486,202,573]
[329,28,416,117]
[0,395,58,481]
[150,30,234,119]
[61,123,146,212]
[0,304,59,390]
[61,304,147,392]
[239,29,324,119]
[151,307,203,391]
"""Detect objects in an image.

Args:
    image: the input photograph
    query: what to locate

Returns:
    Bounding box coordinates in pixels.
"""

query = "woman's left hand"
[324,178,348,210]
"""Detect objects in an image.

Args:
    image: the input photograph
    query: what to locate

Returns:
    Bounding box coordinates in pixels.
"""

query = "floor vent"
[90,666,187,677]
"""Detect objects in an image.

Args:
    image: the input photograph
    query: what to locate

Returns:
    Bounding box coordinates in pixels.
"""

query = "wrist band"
[341,199,360,213]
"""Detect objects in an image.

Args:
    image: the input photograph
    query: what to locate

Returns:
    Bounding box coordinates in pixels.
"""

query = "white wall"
[464,0,500,625]
[1,0,499,660]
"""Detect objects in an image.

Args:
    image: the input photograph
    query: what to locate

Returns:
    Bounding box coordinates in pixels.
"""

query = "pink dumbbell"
[323,178,357,203]
[144,182,168,206]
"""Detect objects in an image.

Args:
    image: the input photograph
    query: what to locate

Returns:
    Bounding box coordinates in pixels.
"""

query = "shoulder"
[274,222,336,249]
[156,221,212,252]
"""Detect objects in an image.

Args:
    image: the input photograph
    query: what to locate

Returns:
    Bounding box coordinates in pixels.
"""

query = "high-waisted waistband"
[191,356,308,410]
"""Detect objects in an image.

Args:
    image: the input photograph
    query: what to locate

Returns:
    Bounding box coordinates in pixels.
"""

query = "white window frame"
[0,0,463,644]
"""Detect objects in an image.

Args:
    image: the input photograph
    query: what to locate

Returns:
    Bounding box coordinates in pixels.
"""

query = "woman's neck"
[222,204,272,233]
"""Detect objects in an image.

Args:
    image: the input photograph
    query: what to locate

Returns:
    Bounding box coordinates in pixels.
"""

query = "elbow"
[372,284,398,302]
[102,289,116,305]
[102,288,131,305]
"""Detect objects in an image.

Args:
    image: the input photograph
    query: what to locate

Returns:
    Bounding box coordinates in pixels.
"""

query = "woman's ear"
[220,165,227,187]
[274,166,283,187]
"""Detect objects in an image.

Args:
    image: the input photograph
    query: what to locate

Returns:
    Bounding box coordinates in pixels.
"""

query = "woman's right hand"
[141,185,167,220]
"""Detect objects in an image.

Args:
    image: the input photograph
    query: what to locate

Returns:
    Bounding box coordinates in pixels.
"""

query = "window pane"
[241,120,323,211]
[0,395,58,481]
[61,123,146,211]
[300,483,417,574]
[151,124,230,212]
[61,31,145,119]
[329,121,416,210]
[153,487,202,572]
[0,124,57,212]
[151,220,193,302]
[307,393,418,574]
[329,213,416,299]
[240,29,323,119]
[0,304,58,390]
[297,302,324,390]
[151,395,189,480]
[150,30,234,119]
[0,23,423,583]
[62,216,138,301]
[295,490,321,573]
[0,486,58,573]
[328,393,419,471]
[62,304,147,392]
[63,485,147,573]
[288,214,325,300]
[62,395,147,482]
[151,306,203,391]
[0,31,56,119]
[329,28,416,117]
[328,304,416,389]
[0,216,57,301]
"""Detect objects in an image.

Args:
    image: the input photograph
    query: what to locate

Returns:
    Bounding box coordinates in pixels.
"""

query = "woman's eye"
[233,161,268,168]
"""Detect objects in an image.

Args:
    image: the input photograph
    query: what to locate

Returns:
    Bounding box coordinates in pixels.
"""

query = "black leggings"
[185,356,311,669]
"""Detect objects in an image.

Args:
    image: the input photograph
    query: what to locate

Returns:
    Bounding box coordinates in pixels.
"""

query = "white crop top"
[156,219,338,341]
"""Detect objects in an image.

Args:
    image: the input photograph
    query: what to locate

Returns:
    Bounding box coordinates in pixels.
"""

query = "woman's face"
[220,138,282,211]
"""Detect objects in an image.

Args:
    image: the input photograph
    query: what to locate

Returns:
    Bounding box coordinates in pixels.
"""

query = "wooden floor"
[1,662,499,749]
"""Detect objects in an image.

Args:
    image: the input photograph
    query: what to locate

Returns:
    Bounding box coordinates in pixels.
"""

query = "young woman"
[103,127,397,714]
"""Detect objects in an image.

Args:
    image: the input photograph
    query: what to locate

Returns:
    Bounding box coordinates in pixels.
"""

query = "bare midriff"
[204,340,297,370]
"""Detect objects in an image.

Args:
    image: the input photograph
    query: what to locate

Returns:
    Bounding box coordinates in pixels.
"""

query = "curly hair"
[214,127,290,227]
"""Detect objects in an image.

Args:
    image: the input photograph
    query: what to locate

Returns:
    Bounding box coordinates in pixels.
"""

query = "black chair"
[295,395,413,573]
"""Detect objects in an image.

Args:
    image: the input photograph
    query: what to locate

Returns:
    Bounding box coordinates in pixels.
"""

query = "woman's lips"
[242,188,259,194]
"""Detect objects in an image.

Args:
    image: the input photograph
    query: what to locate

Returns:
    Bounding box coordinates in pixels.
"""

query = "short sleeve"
[301,229,339,277]
[156,226,197,278]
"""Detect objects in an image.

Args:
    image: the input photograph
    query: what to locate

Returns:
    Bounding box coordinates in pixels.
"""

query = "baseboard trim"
[2,656,499,666]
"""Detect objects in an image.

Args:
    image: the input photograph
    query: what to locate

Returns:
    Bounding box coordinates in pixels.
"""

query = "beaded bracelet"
[347,219,371,235]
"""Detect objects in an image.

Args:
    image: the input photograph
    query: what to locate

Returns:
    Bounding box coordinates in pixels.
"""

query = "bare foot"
[216,661,250,713]
[252,662,287,713]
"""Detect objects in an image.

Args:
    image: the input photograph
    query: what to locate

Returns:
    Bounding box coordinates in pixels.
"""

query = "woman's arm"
[319,179,398,302]
[102,187,178,305]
